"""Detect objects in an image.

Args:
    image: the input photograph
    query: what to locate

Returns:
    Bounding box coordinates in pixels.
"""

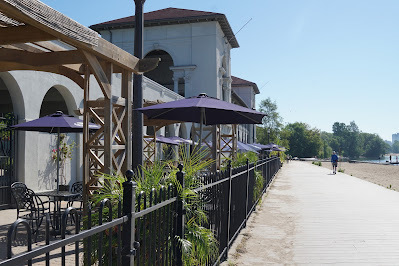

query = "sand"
[316,161,399,191]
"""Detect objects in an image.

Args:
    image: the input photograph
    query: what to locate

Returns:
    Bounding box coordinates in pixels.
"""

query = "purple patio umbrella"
[136,93,266,146]
[144,135,180,145]
[249,143,286,151]
[265,146,283,152]
[221,140,260,154]
[11,111,100,192]
[248,143,275,150]
[168,136,193,145]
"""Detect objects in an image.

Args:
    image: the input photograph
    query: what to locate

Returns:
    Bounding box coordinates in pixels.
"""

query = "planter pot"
[59,185,70,191]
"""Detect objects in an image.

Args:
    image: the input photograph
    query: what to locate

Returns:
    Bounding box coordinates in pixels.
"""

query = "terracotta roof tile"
[90,7,239,48]
[91,8,223,26]
[231,76,259,94]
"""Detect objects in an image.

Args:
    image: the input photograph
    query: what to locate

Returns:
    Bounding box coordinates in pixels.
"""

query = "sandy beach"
[311,161,399,191]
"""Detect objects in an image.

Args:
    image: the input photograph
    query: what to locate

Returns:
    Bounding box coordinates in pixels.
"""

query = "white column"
[172,75,179,94]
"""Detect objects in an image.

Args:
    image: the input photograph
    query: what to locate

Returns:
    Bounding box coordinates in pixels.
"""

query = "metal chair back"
[11,182,29,218]
[70,181,83,195]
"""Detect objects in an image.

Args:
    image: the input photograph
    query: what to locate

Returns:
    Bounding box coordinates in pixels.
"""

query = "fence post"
[244,159,249,227]
[176,164,185,266]
[122,170,138,266]
[226,160,232,259]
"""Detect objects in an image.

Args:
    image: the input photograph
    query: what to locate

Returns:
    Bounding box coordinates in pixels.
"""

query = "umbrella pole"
[198,108,204,148]
[56,128,60,193]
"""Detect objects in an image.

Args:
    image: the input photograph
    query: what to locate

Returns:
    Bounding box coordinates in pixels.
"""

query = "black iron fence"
[0,114,17,208]
[197,157,281,264]
[1,157,281,265]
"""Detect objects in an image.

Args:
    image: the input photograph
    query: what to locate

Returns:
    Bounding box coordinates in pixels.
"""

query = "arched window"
[0,78,13,114]
[144,50,174,91]
[40,87,68,117]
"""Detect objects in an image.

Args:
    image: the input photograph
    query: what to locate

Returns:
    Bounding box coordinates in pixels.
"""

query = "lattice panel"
[85,98,128,193]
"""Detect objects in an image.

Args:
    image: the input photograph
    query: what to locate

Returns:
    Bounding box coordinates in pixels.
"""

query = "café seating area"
[10,181,83,241]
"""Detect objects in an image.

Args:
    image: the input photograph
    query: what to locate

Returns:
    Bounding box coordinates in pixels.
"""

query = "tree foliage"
[321,121,389,159]
[392,141,399,153]
[257,97,283,144]
[282,122,322,157]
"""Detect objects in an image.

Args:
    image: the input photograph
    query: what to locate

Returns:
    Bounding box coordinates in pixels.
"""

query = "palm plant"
[169,145,219,265]
[88,144,219,265]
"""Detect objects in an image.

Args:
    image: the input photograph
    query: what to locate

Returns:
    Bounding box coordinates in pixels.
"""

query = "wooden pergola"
[0,0,159,202]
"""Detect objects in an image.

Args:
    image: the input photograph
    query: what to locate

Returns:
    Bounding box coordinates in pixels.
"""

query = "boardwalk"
[225,161,399,265]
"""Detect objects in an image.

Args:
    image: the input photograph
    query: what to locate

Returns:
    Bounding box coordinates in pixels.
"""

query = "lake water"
[356,155,399,164]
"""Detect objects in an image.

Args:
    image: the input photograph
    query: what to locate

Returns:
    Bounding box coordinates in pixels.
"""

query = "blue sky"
[41,0,399,141]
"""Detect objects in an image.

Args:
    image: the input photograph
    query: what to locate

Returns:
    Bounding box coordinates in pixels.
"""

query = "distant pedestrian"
[390,155,392,162]
[331,151,338,174]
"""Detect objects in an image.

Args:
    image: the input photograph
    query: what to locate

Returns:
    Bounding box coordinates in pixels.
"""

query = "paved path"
[225,161,399,265]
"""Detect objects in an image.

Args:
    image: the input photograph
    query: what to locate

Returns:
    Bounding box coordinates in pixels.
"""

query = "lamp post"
[132,0,146,176]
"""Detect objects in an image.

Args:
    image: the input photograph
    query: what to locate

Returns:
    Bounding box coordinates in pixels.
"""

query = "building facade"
[1,7,260,192]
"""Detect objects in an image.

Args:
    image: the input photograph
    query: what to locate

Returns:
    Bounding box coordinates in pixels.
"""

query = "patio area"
[0,206,82,264]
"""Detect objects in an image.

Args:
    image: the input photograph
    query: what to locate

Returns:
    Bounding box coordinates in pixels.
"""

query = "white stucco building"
[0,7,260,195]
[90,7,259,143]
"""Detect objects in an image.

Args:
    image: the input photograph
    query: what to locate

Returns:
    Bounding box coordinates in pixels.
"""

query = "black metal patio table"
[35,190,81,234]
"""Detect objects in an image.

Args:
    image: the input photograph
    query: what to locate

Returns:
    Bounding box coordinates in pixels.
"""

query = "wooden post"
[122,70,132,172]
[83,65,90,214]
[104,62,113,175]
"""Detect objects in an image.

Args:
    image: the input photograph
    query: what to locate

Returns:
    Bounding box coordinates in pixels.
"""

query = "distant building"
[393,133,399,143]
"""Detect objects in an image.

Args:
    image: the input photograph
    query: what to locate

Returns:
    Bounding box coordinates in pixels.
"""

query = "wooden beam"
[82,51,111,99]
[0,62,84,89]
[0,25,56,45]
[1,43,39,53]
[0,48,85,66]
[33,41,68,52]
[0,1,142,73]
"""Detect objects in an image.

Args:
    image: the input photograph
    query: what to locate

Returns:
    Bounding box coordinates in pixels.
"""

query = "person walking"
[331,151,338,174]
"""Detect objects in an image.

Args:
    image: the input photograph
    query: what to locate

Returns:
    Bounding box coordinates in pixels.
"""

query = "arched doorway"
[40,87,69,117]
[0,78,13,115]
[144,50,182,93]
[0,77,17,207]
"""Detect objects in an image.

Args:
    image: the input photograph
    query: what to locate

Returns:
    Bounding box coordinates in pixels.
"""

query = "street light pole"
[132,0,146,176]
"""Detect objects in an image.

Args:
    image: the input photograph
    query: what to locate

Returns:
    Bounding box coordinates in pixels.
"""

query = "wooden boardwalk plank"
[226,161,399,265]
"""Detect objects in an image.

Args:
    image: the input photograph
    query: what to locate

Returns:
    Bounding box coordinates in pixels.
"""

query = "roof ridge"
[90,7,223,27]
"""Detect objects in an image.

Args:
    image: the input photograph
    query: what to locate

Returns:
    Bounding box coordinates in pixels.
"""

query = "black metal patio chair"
[10,183,51,241]
[67,181,83,209]
[66,181,83,225]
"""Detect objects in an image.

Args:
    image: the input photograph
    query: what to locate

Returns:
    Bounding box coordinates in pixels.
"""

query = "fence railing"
[1,157,281,265]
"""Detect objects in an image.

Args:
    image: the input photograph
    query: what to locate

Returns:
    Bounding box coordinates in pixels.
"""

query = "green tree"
[392,141,399,153]
[320,132,333,158]
[330,121,361,158]
[283,122,322,157]
[258,97,283,143]
[346,121,361,158]
[360,133,389,157]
